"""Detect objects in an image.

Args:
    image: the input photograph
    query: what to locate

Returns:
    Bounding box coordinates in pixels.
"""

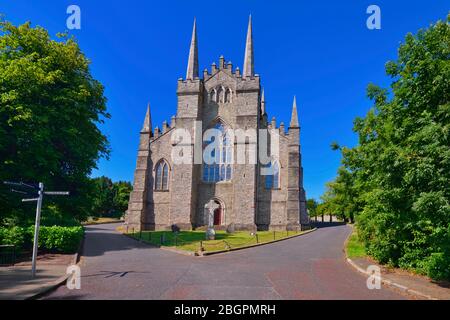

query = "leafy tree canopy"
[90,177,132,218]
[0,19,110,225]
[326,16,450,280]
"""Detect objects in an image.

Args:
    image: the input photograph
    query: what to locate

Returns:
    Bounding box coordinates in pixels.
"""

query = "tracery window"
[209,86,232,103]
[224,88,232,103]
[203,123,232,182]
[155,160,170,190]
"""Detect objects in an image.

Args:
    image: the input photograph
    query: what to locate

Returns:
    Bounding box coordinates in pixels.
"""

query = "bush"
[0,226,26,249]
[425,252,450,281]
[0,225,84,253]
[30,226,84,253]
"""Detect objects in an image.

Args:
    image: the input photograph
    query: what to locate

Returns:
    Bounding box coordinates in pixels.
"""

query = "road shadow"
[0,267,58,293]
[312,222,347,229]
[81,224,161,258]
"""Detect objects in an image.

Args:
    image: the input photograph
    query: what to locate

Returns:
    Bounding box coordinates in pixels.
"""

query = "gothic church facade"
[125,17,309,231]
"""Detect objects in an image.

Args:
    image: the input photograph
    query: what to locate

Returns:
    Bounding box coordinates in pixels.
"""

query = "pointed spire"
[290,96,299,128]
[261,89,266,114]
[142,103,152,133]
[186,18,199,80]
[243,15,254,78]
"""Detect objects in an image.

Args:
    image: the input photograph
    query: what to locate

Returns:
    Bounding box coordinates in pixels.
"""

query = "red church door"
[214,207,222,226]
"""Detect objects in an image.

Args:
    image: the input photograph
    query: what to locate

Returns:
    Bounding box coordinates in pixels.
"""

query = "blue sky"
[1,1,448,200]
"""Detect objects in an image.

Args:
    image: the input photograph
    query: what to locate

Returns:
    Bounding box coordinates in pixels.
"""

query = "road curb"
[200,228,317,257]
[26,234,84,300]
[343,227,438,300]
[122,233,197,256]
[123,228,317,257]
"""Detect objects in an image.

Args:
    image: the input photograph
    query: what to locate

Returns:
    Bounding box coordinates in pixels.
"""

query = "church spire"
[142,103,152,133]
[243,15,254,78]
[290,96,299,128]
[186,18,199,80]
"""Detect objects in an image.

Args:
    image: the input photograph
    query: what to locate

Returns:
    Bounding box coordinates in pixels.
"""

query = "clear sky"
[1,1,448,200]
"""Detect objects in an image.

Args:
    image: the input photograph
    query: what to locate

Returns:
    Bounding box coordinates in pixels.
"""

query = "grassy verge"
[129,230,305,253]
[82,217,124,225]
[346,228,367,259]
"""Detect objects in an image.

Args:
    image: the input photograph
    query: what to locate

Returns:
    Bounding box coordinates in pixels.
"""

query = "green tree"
[316,201,332,223]
[336,16,450,280]
[306,198,319,222]
[322,166,359,223]
[90,177,132,218]
[91,176,115,217]
[112,181,132,217]
[319,188,336,222]
[0,19,110,225]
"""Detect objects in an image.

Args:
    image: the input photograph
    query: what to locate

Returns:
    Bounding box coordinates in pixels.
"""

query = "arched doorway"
[213,203,222,226]
[206,199,224,227]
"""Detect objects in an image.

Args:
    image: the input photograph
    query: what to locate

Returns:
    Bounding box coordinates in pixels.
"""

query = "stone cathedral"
[125,17,309,232]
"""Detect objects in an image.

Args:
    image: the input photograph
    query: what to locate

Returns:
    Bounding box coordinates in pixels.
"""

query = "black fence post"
[139,230,142,240]
[256,234,259,244]
[175,234,178,247]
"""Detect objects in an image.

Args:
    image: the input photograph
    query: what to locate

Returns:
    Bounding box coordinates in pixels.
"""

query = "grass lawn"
[346,229,367,258]
[129,230,305,253]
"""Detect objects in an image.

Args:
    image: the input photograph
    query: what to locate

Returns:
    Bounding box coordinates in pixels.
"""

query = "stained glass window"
[202,123,233,182]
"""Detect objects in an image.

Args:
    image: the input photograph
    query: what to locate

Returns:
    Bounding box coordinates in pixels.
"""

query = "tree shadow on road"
[312,222,347,229]
[81,224,162,258]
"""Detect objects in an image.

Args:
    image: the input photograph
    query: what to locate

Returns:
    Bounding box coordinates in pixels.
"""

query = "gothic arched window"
[209,89,216,103]
[264,161,280,189]
[216,86,224,103]
[155,160,170,190]
[203,123,233,183]
[224,88,232,103]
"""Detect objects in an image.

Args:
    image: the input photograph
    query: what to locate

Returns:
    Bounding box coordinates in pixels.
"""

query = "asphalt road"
[43,223,408,300]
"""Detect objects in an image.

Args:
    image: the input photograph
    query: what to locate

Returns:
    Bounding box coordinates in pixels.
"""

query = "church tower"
[125,17,309,232]
[170,18,203,230]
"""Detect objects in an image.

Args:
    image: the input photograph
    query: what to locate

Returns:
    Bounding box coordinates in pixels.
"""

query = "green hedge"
[0,226,84,253]
[0,226,26,249]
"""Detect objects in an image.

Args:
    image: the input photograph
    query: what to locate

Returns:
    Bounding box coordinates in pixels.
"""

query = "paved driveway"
[43,223,408,300]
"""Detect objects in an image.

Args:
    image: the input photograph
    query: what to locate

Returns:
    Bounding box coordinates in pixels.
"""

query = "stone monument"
[205,200,219,240]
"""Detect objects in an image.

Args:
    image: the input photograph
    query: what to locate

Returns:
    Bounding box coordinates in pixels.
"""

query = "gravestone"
[226,223,235,234]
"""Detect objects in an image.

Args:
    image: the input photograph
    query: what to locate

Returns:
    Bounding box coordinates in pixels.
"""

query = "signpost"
[3,181,69,278]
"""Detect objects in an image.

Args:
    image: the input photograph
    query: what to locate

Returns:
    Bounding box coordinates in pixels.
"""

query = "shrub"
[0,226,26,249]
[425,252,450,281]
[1,225,84,253]
[29,226,84,253]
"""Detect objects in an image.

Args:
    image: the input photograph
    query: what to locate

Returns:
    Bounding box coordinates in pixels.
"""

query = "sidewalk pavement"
[0,254,75,300]
[347,256,450,300]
